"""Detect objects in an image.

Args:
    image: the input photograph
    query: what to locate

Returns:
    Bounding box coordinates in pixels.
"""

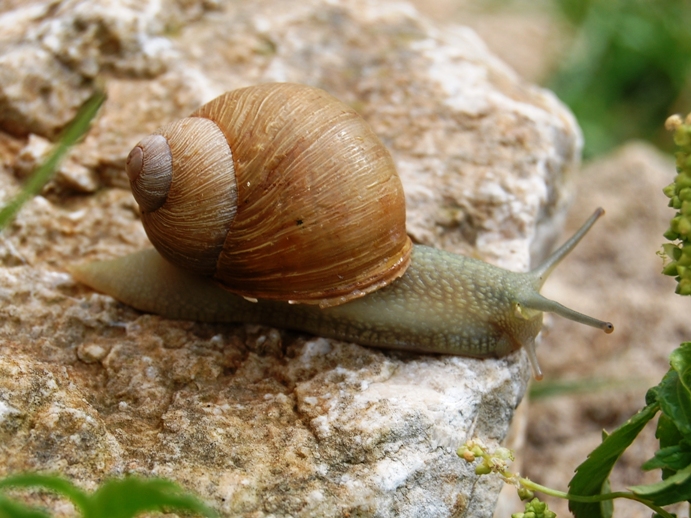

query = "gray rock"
[0,0,582,516]
[0,44,93,138]
[13,134,99,194]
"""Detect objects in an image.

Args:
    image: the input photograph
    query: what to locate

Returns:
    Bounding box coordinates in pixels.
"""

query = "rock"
[0,0,213,139]
[0,44,93,139]
[0,0,583,516]
[13,134,99,194]
[35,0,175,78]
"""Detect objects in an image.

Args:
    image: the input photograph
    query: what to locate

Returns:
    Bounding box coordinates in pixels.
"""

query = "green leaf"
[656,369,691,437]
[642,442,691,472]
[670,343,691,394]
[86,477,217,518]
[568,402,659,518]
[0,473,90,513]
[600,478,613,518]
[630,463,691,506]
[0,473,216,518]
[656,413,685,450]
[0,89,106,229]
[0,494,51,518]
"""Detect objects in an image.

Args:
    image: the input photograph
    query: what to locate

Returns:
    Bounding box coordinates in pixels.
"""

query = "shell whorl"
[126,134,172,213]
[126,83,412,307]
[129,117,239,276]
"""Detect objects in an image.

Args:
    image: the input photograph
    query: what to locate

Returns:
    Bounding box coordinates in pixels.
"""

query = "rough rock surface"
[0,0,583,516]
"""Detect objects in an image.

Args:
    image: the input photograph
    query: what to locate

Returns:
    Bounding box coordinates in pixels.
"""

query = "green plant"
[460,114,691,517]
[0,89,105,230]
[459,359,691,518]
[661,114,691,295]
[0,473,217,518]
[547,0,691,157]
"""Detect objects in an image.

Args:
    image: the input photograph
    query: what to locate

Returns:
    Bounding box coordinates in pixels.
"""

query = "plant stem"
[517,477,675,518]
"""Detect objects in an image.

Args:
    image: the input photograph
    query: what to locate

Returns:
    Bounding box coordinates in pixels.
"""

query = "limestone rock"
[0,0,583,516]
[13,134,99,194]
[0,44,92,139]
[0,0,214,138]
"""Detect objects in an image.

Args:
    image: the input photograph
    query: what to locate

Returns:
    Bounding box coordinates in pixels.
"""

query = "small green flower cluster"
[458,439,562,516]
[511,498,556,518]
[662,114,691,295]
[457,439,515,477]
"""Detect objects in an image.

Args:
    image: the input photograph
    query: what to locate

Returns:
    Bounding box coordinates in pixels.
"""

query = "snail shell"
[125,83,412,307]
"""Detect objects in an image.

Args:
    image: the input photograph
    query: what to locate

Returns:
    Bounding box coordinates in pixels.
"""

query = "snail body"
[72,83,613,380]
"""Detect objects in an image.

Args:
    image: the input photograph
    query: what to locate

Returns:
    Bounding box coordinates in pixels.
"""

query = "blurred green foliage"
[547,0,691,157]
[0,473,217,518]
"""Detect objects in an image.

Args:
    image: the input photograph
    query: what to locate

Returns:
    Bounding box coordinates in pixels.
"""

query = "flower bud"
[517,487,535,501]
[475,464,491,475]
[662,262,678,276]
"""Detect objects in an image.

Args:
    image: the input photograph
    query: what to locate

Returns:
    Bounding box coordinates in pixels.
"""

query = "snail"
[71,82,613,380]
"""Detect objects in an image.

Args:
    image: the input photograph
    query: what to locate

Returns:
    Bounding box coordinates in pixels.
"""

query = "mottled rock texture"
[0,0,583,516]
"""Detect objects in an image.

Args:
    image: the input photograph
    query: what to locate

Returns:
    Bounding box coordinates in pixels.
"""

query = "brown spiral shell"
[125,83,412,307]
